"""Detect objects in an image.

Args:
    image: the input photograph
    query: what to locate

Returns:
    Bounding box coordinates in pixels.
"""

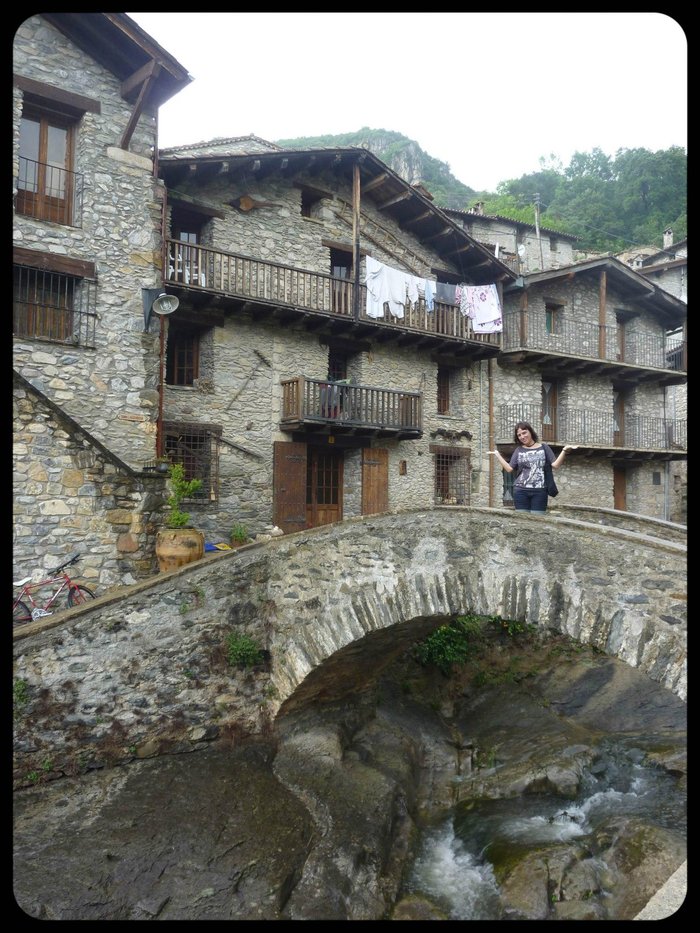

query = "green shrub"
[166,462,203,528]
[226,632,264,669]
[230,523,249,544]
[413,613,483,675]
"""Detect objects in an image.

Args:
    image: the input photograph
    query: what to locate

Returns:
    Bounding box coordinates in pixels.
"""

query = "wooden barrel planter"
[155,528,205,573]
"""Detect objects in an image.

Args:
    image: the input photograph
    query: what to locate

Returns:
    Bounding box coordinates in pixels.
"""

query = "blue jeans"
[513,486,548,514]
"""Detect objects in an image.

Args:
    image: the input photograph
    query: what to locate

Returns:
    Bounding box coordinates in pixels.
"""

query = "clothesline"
[363,257,502,333]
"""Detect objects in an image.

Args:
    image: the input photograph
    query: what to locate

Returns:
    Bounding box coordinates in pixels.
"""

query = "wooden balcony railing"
[165,240,501,349]
[16,157,83,227]
[497,403,687,452]
[502,310,686,373]
[281,376,422,437]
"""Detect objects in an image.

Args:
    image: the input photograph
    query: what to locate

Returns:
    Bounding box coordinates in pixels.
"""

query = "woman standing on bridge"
[490,421,575,514]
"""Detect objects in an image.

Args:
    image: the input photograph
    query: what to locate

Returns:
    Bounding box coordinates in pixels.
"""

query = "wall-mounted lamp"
[144,290,180,456]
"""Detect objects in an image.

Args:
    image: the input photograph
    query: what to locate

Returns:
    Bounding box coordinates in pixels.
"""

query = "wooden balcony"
[500,310,687,386]
[164,240,501,359]
[281,376,422,440]
[496,403,687,461]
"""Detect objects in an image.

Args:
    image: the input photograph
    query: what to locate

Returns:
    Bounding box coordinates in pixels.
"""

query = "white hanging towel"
[459,284,503,333]
[365,256,409,319]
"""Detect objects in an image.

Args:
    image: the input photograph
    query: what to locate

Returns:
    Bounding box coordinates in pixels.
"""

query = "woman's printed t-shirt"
[510,444,554,488]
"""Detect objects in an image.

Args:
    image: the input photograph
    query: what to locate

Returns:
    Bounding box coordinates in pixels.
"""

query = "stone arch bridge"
[13,507,686,774]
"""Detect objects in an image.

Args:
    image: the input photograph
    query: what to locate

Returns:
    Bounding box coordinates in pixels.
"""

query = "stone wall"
[13,508,686,786]
[13,16,164,467]
[13,373,165,590]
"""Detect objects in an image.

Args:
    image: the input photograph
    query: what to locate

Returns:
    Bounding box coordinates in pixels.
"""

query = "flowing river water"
[13,631,686,920]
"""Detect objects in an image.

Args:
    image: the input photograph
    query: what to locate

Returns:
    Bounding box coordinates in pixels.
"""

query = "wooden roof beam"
[361,173,390,193]
[404,209,433,227]
[423,226,455,244]
[376,190,412,210]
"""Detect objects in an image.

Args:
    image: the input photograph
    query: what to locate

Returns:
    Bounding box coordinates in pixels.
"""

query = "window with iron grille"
[163,422,220,501]
[13,264,96,347]
[432,446,470,505]
[437,367,451,414]
[166,323,200,386]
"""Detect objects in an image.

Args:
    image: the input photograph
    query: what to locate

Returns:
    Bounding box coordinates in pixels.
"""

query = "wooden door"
[273,441,307,533]
[613,467,627,511]
[306,447,343,527]
[541,380,558,442]
[362,448,389,515]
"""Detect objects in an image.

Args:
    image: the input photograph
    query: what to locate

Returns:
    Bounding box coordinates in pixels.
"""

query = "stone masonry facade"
[12,508,686,787]
[13,15,687,595]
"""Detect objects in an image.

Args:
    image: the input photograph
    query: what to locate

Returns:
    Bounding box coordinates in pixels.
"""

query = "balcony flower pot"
[155,463,204,572]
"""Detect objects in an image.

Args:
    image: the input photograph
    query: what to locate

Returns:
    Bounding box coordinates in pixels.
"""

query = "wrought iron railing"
[497,404,686,451]
[15,157,83,227]
[281,376,422,434]
[502,310,686,372]
[165,240,501,348]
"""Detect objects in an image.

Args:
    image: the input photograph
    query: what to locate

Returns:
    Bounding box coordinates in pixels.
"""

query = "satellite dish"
[152,294,179,316]
[517,244,526,258]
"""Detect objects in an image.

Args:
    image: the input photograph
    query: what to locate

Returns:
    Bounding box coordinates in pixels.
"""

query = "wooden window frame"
[437,367,451,415]
[166,323,201,387]
[17,104,77,226]
[545,301,564,336]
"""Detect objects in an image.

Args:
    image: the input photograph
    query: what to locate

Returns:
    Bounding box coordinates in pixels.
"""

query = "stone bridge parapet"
[13,508,686,780]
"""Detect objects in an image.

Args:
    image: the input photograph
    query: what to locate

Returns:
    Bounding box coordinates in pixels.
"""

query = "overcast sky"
[127,12,687,193]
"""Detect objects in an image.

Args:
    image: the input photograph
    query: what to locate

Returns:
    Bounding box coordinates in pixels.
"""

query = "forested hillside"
[276,128,686,254]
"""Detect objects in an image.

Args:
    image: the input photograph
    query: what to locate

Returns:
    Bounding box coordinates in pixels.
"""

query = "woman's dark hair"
[513,421,539,444]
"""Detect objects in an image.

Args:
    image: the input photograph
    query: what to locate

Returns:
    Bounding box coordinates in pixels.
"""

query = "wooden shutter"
[362,448,389,515]
[273,441,307,534]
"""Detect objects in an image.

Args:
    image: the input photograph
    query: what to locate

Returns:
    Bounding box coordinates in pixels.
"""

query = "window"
[549,237,559,252]
[166,323,201,386]
[17,107,81,226]
[13,262,96,347]
[432,446,470,505]
[330,248,353,315]
[545,301,563,335]
[171,216,205,286]
[437,367,451,415]
[163,422,220,501]
[327,349,348,382]
[301,189,322,218]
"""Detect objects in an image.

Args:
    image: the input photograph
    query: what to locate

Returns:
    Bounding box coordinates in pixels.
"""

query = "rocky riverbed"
[13,628,686,920]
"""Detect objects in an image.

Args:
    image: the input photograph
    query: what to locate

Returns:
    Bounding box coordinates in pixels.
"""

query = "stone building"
[12,14,687,593]
[443,202,579,274]
[12,13,191,587]
[492,257,687,518]
[152,136,515,538]
[627,231,688,523]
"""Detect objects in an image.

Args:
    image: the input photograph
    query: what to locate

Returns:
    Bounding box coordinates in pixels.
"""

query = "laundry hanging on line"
[456,283,503,333]
[364,256,435,319]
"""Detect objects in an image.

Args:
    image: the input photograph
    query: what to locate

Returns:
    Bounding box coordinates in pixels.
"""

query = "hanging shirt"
[364,257,415,319]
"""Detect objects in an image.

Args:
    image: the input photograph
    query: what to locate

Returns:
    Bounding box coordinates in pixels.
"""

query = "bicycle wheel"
[13,600,32,626]
[67,584,96,608]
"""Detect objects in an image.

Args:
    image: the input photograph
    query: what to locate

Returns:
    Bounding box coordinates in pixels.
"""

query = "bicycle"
[13,553,96,626]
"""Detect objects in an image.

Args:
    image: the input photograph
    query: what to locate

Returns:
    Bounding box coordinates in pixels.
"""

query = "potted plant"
[230,522,250,548]
[155,463,205,572]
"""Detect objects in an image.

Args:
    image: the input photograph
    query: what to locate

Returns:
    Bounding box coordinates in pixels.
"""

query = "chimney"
[663,228,673,249]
